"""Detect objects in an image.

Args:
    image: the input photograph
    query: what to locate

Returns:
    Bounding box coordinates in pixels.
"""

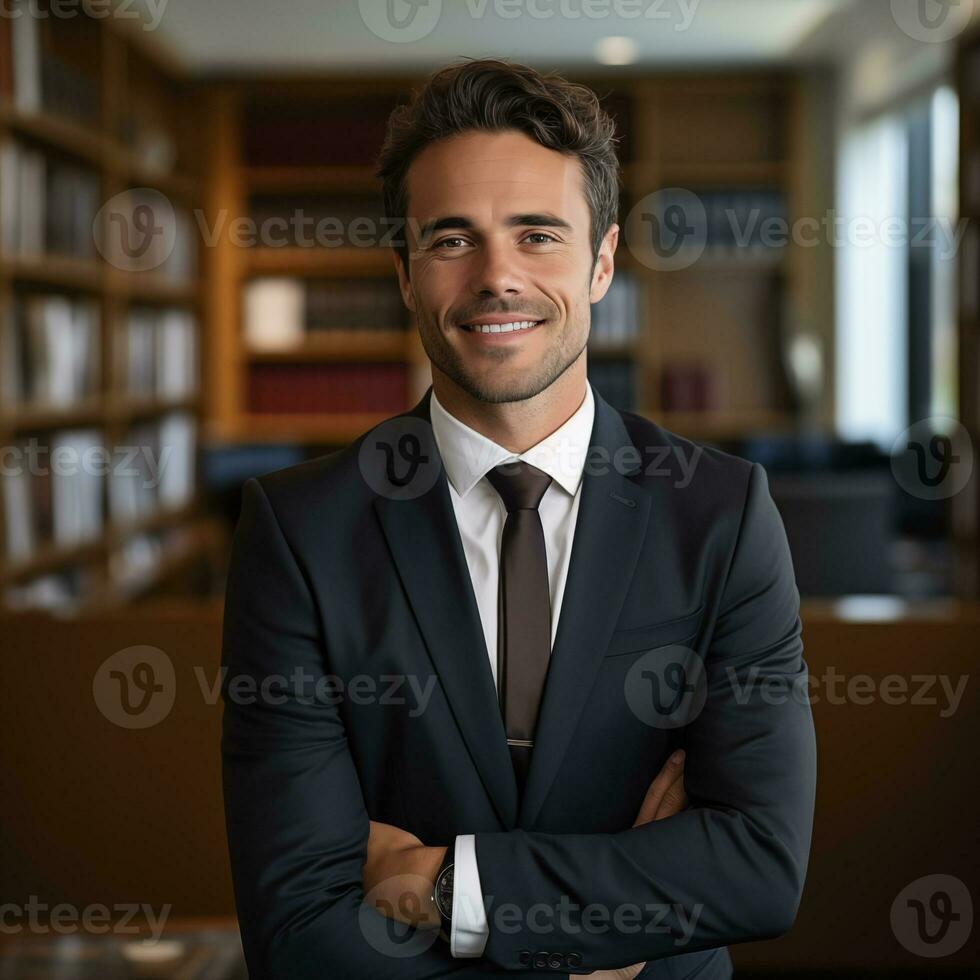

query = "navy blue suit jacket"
[220,383,817,979]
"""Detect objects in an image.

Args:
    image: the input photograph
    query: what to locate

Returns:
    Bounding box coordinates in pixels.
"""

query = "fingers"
[656,783,688,821]
[632,750,685,827]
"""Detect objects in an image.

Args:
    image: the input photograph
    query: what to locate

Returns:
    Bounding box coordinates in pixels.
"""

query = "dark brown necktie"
[485,460,553,805]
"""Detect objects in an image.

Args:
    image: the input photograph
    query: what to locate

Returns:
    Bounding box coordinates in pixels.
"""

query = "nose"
[469,237,525,299]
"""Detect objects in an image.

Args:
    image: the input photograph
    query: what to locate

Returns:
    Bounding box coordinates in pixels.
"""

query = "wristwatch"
[432,847,454,936]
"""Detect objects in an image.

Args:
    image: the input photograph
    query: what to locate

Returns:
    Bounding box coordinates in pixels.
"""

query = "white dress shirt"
[427,381,596,957]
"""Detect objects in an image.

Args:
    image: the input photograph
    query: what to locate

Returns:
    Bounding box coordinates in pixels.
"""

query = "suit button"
[518,950,531,966]
[533,951,549,968]
[548,952,564,969]
[567,951,583,968]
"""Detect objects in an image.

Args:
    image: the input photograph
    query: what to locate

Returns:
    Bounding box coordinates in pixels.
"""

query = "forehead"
[405,129,587,222]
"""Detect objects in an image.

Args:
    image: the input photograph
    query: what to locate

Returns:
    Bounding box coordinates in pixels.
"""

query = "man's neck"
[431,364,588,454]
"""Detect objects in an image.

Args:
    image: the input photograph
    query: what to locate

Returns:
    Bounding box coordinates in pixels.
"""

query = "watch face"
[436,865,454,917]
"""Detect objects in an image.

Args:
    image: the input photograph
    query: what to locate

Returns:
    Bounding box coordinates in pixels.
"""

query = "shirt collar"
[429,382,595,499]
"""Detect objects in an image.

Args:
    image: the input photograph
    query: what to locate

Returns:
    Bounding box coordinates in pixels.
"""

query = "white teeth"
[464,320,540,334]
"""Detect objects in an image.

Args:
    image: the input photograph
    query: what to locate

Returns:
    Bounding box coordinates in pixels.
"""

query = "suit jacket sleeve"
[472,461,818,973]
[221,477,549,980]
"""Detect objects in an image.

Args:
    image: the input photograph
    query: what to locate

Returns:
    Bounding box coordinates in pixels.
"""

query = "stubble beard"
[416,310,589,405]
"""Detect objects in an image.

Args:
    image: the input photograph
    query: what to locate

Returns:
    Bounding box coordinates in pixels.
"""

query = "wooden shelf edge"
[1,253,104,290]
[0,538,106,586]
[207,412,395,444]
[245,330,410,362]
[0,99,106,163]
[244,246,393,278]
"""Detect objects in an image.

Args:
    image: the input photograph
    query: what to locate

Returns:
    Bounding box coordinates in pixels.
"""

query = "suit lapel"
[372,384,651,832]
[373,389,519,829]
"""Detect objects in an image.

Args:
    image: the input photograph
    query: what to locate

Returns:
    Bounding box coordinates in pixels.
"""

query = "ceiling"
[139,0,856,74]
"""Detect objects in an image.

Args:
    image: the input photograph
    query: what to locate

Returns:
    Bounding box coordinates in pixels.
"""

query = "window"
[835,83,960,447]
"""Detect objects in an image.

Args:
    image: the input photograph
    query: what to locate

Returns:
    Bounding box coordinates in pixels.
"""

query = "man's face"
[395,128,617,404]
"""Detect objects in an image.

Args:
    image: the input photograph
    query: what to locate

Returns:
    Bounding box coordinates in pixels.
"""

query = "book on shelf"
[119,98,179,175]
[2,428,104,562]
[157,410,197,509]
[156,309,198,399]
[590,271,639,347]
[2,451,36,560]
[242,276,406,349]
[3,0,100,121]
[123,306,198,400]
[243,277,305,349]
[248,193,388,249]
[587,360,636,412]
[2,293,100,407]
[246,363,409,415]
[102,189,197,281]
[660,362,723,413]
[108,420,159,524]
[243,98,400,167]
[9,0,41,113]
[109,411,197,524]
[0,138,100,258]
[50,428,104,547]
[650,187,787,258]
[306,278,404,332]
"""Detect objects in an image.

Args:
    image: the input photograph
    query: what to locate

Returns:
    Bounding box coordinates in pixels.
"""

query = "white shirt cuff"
[449,834,490,957]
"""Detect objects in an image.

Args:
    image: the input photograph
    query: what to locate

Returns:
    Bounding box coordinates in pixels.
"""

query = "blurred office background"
[1,1,978,977]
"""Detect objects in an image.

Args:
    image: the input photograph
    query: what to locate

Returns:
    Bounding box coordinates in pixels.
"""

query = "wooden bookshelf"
[0,2,212,613]
[201,70,819,445]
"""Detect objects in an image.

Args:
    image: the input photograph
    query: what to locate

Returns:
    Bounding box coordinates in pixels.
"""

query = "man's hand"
[361,748,687,973]
[586,749,687,980]
[632,749,687,828]
[362,820,446,932]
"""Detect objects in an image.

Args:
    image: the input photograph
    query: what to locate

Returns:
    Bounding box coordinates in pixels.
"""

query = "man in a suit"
[220,58,816,980]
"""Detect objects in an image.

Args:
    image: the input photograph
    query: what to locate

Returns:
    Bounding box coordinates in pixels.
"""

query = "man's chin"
[447,373,554,405]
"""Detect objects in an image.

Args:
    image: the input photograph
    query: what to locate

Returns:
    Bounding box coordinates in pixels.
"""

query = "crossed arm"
[221,464,816,979]
[362,752,690,980]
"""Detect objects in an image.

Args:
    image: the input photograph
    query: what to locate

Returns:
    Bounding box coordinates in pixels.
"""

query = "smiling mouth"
[458,319,545,334]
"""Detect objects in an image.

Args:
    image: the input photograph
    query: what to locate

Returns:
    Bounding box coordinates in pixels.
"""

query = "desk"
[0,918,245,980]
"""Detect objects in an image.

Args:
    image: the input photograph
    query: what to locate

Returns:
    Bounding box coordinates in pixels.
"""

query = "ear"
[392,249,416,314]
[589,223,619,304]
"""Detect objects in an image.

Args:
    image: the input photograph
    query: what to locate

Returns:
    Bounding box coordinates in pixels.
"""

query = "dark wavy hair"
[375,58,621,276]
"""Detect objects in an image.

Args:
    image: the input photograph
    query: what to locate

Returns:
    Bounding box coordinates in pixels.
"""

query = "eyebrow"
[417,212,574,241]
